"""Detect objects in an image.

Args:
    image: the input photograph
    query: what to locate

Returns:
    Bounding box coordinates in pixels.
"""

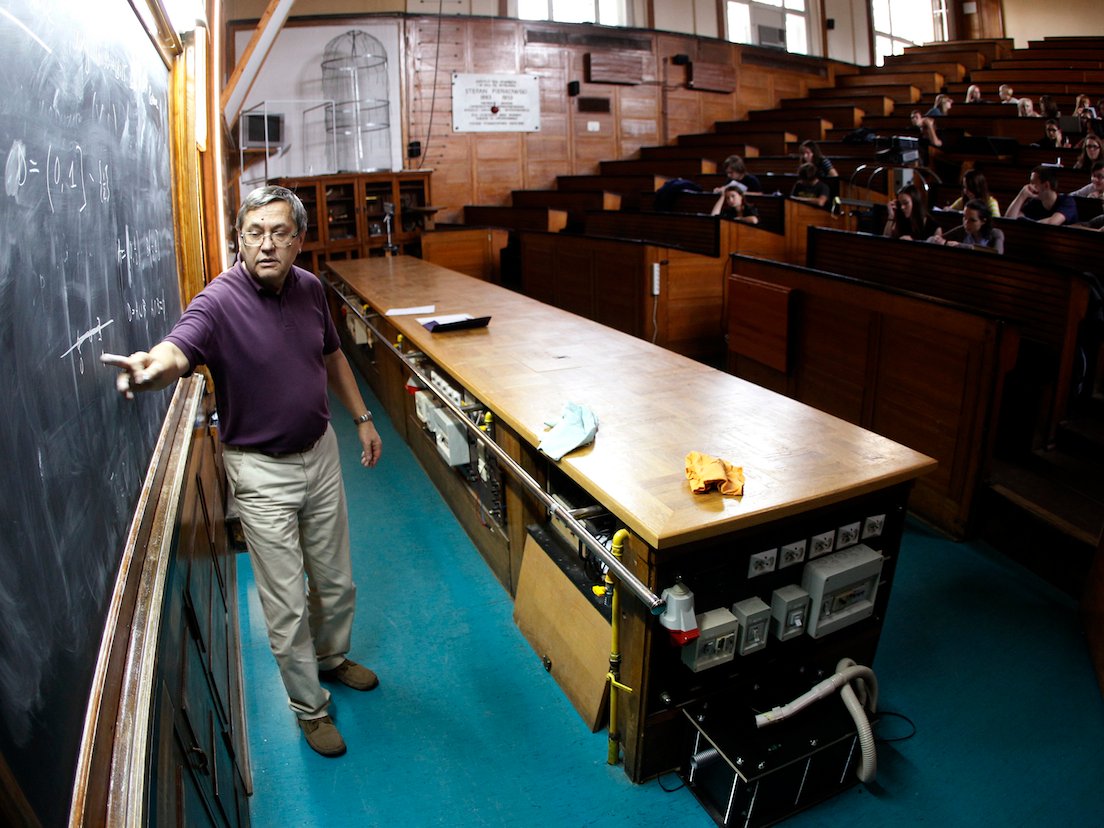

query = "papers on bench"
[416,313,492,333]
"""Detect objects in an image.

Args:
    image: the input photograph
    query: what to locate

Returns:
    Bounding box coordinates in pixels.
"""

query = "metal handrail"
[326,278,666,615]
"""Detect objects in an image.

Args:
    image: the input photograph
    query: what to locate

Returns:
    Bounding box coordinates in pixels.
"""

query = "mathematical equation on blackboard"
[4,134,173,370]
[5,137,111,213]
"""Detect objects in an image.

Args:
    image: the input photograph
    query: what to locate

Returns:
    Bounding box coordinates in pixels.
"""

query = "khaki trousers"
[223,425,356,719]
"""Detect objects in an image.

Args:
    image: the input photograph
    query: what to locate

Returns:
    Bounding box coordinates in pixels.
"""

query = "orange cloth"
[685,451,745,497]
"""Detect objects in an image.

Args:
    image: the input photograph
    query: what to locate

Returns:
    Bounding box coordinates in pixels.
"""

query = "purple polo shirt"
[165,260,340,453]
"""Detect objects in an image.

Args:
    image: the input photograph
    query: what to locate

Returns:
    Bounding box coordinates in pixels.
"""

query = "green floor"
[238,385,1104,826]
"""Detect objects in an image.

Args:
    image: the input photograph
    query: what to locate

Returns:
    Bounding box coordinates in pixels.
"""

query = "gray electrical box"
[732,597,771,655]
[770,584,810,642]
[802,544,883,638]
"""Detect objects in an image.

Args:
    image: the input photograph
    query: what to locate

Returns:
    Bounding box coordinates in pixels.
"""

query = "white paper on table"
[386,305,436,316]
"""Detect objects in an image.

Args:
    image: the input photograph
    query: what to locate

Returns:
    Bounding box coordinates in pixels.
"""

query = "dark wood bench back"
[581,211,722,257]
[806,227,1087,349]
[636,192,787,235]
[727,253,1007,536]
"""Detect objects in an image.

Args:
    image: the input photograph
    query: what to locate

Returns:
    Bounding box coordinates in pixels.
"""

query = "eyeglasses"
[1087,144,1102,151]
[240,229,299,247]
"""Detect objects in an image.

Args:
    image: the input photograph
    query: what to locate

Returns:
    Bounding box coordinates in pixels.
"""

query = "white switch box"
[770,584,810,641]
[732,597,771,655]
[587,121,601,132]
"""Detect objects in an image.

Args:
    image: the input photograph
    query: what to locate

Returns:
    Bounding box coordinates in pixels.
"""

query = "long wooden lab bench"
[324,257,934,816]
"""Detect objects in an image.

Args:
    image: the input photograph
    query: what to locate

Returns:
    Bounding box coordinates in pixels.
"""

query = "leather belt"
[224,432,324,459]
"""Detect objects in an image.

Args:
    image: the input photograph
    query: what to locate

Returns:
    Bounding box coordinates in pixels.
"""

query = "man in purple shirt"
[104,186,382,757]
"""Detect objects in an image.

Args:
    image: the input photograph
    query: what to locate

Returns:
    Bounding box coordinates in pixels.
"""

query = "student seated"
[1033,119,1069,149]
[1004,165,1079,226]
[884,183,938,241]
[964,84,982,104]
[714,154,763,195]
[1073,136,1102,170]
[928,200,1005,254]
[711,184,759,223]
[1038,95,1060,120]
[1017,97,1040,118]
[798,140,837,178]
[1070,161,1104,200]
[909,110,942,162]
[789,163,831,208]
[998,84,1019,105]
[925,94,953,117]
[945,169,1000,216]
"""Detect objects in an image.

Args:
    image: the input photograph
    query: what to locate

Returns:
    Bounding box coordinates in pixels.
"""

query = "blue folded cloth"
[538,402,599,460]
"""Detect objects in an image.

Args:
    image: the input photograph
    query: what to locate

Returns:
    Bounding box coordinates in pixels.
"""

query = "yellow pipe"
[607,528,631,765]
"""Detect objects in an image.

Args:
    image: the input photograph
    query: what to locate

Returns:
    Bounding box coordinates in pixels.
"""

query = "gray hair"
[236,185,308,235]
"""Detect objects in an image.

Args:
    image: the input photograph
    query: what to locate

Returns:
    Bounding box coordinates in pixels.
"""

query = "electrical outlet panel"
[836,522,861,549]
[429,370,466,406]
[778,539,807,569]
[681,608,738,672]
[431,407,470,467]
[802,544,884,638]
[732,597,771,656]
[770,584,810,641]
[862,514,886,540]
[748,548,777,579]
[809,530,835,559]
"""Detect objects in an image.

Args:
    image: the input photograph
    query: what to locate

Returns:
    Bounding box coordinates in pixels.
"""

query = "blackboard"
[0,2,181,824]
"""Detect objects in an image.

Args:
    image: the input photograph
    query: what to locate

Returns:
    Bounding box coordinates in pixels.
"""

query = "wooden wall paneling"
[473,134,526,204]
[592,241,645,336]
[407,18,470,222]
[398,18,875,216]
[518,231,557,304]
[659,251,726,360]
[734,68,774,117]
[617,85,662,157]
[470,18,523,72]
[554,242,599,319]
[585,49,646,84]
[664,86,710,147]
[792,293,873,423]
[728,276,792,373]
[526,46,572,184]
[688,61,736,93]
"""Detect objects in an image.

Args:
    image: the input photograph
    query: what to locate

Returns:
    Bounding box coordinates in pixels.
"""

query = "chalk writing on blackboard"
[0,2,183,824]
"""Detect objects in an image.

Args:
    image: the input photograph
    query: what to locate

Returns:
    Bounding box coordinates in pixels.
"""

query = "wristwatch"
[353,412,373,425]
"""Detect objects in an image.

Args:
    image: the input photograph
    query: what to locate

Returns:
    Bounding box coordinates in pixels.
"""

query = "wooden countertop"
[328,257,936,550]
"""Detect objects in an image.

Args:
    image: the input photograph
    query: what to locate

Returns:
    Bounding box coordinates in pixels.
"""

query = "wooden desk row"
[325,256,933,785]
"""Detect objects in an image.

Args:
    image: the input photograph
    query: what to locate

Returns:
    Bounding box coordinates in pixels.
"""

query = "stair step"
[1056,414,1104,463]
[986,456,1104,547]
[976,457,1099,597]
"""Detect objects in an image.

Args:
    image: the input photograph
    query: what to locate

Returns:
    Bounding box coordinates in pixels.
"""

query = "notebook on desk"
[417,313,492,333]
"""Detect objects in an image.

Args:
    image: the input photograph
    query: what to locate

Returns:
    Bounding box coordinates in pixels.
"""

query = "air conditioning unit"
[757,25,787,49]
[240,112,284,149]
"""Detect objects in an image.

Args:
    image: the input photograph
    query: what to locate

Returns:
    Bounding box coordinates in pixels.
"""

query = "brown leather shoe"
[299,715,346,757]
[319,659,380,691]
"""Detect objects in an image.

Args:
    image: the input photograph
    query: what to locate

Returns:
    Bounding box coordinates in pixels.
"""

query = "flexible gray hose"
[836,657,877,783]
[754,658,879,784]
